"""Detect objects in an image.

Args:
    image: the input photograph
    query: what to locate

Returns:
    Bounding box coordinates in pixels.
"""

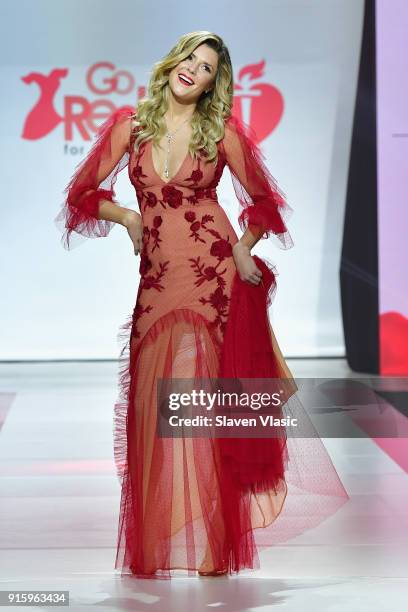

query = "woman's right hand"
[123,210,143,256]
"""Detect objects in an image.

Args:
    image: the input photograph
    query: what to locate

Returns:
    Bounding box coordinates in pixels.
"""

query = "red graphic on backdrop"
[380,311,408,375]
[21,69,67,140]
[233,59,284,143]
[21,60,284,143]
[21,62,139,142]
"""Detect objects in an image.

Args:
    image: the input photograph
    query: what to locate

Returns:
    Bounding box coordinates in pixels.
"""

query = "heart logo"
[232,60,284,144]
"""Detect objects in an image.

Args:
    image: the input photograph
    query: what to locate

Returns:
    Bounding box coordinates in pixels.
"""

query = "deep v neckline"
[149,139,190,185]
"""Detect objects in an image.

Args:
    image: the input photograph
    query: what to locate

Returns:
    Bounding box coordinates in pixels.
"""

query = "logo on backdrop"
[233,59,283,143]
[21,59,284,144]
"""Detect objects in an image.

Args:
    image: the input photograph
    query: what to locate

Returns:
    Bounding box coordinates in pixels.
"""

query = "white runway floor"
[0,358,407,611]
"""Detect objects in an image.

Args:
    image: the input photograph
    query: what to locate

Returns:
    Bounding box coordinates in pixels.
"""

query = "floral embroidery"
[184,193,199,205]
[141,227,151,254]
[142,260,170,291]
[145,192,158,208]
[131,236,169,339]
[131,299,153,339]
[189,252,231,334]
[189,255,228,289]
[136,191,166,213]
[187,167,203,185]
[132,163,148,185]
[141,216,163,253]
[210,238,233,259]
[184,203,233,335]
[199,285,230,335]
[184,211,196,223]
[135,187,218,209]
[184,211,216,241]
[184,211,215,243]
[161,185,184,209]
[130,282,153,340]
[139,251,152,276]
[127,134,232,340]
[129,135,148,186]
[182,153,203,187]
[182,153,221,202]
[150,216,163,252]
[196,188,218,200]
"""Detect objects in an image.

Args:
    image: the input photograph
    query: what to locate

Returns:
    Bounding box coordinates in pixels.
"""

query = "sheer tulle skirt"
[114,308,235,578]
[113,259,349,580]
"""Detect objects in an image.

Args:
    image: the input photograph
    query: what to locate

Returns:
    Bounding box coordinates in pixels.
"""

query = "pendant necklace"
[163,116,190,179]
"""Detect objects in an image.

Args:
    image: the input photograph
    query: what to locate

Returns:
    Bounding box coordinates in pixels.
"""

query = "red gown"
[55,106,349,579]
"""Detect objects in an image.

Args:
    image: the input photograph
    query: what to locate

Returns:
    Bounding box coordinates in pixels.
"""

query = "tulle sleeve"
[54,105,137,250]
[221,115,294,250]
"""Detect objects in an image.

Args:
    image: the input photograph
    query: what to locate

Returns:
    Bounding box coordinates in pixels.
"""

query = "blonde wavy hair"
[131,31,234,166]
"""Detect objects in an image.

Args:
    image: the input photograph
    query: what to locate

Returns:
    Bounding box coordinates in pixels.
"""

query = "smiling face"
[168,43,219,102]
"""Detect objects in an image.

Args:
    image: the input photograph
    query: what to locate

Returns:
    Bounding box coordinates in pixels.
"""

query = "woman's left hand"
[232,242,263,285]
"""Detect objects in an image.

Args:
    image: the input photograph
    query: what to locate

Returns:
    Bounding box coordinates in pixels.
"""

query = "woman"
[55,31,349,580]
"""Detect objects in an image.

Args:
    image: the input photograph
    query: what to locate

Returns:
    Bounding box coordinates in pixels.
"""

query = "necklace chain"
[164,116,190,179]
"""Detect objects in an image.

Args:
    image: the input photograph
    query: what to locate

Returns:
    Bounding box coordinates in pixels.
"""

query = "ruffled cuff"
[238,198,294,248]
[55,188,119,250]
[54,105,135,250]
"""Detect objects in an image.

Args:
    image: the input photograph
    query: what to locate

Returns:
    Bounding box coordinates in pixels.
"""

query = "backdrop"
[0,0,365,359]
